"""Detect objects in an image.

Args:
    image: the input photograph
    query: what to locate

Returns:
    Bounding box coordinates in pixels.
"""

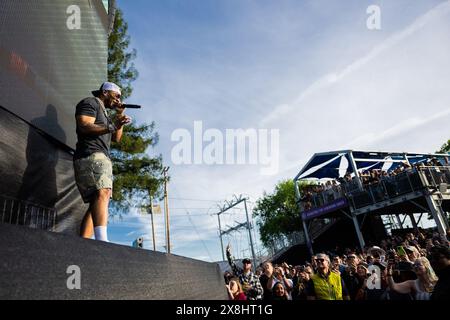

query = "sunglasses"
[109,92,121,99]
[315,258,325,262]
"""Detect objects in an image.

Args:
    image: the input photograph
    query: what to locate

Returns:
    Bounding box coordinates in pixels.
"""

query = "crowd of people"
[224,230,450,300]
[299,159,448,212]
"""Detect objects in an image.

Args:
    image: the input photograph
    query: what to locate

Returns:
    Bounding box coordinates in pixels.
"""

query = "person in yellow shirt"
[306,253,350,300]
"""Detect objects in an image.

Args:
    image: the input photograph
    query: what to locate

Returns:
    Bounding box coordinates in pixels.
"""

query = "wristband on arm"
[108,123,117,133]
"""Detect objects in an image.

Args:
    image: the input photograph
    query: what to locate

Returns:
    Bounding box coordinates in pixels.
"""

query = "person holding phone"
[268,266,294,300]
[225,277,247,300]
[387,257,438,300]
[354,263,370,300]
[397,246,407,257]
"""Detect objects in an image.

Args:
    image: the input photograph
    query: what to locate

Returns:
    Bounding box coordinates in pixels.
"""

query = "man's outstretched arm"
[226,245,242,276]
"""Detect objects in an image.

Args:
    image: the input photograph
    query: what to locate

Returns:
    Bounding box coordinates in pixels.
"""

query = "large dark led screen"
[0,0,108,149]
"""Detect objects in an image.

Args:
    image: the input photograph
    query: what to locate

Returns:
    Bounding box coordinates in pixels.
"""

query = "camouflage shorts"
[73,152,113,203]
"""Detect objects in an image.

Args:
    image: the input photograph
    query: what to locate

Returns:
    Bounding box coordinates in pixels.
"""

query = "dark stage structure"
[0,223,226,300]
[0,0,108,233]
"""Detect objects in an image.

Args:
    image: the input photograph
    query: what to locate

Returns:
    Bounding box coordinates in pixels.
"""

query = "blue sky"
[108,0,450,262]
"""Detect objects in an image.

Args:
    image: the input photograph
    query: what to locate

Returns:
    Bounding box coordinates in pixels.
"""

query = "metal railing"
[308,218,337,239]
[298,166,450,213]
[270,231,305,254]
[348,166,449,210]
[341,179,361,194]
[0,194,56,231]
[269,217,342,260]
[417,166,450,189]
[299,185,346,212]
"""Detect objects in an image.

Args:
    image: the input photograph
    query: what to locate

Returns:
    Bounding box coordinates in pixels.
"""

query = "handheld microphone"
[122,104,141,109]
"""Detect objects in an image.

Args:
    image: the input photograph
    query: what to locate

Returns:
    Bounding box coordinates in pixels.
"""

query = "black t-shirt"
[74,97,112,160]
[259,274,272,301]
[431,266,450,300]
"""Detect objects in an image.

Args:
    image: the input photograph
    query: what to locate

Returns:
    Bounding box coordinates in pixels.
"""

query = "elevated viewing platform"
[294,150,450,255]
[348,166,450,215]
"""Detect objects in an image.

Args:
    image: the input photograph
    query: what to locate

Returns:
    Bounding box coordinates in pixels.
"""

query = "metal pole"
[349,151,364,190]
[296,179,313,256]
[216,196,250,262]
[217,212,225,261]
[425,194,448,238]
[368,186,376,204]
[294,179,302,201]
[150,195,156,251]
[244,199,257,271]
[395,214,404,229]
[408,213,418,232]
[303,219,314,257]
[403,153,411,166]
[405,171,414,192]
[162,167,171,253]
[352,214,366,250]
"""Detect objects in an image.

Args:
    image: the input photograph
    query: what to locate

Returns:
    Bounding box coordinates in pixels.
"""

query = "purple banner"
[302,198,348,220]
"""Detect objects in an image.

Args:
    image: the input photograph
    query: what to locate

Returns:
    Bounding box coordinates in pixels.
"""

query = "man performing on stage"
[73,82,131,241]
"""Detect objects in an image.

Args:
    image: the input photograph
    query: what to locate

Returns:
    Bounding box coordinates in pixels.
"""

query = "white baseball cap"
[92,81,121,97]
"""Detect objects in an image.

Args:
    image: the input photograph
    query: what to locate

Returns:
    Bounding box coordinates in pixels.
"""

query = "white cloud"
[260,1,450,126]
[125,231,137,237]
[341,109,450,150]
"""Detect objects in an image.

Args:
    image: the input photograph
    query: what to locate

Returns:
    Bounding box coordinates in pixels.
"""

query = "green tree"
[253,179,310,249]
[108,8,165,216]
[437,139,450,153]
[108,8,138,99]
